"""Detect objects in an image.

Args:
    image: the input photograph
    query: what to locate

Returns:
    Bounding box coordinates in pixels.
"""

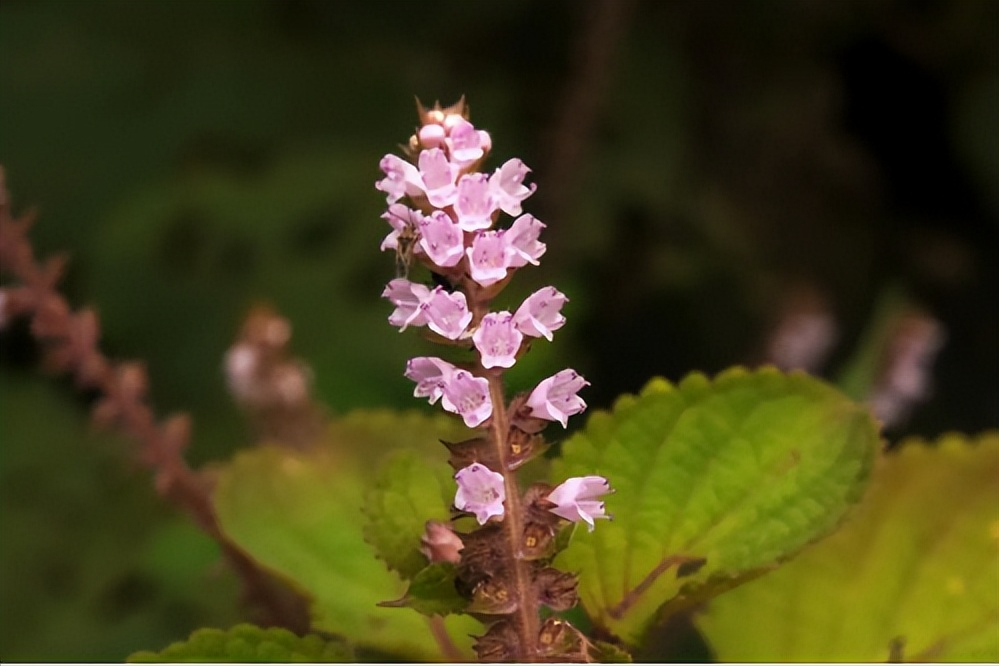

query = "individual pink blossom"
[546,476,613,531]
[382,278,432,331]
[466,230,513,287]
[513,287,568,341]
[454,173,497,231]
[489,158,537,216]
[376,154,422,204]
[383,280,470,338]
[454,463,506,524]
[418,148,458,208]
[421,288,472,339]
[380,204,423,252]
[506,214,546,267]
[526,369,589,428]
[418,210,464,267]
[441,370,493,427]
[404,356,458,405]
[445,117,490,167]
[473,311,523,369]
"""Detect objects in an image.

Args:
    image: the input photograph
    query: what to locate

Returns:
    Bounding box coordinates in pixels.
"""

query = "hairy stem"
[485,372,539,661]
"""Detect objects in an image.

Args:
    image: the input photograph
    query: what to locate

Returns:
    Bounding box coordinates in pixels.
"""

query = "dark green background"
[1,0,995,660]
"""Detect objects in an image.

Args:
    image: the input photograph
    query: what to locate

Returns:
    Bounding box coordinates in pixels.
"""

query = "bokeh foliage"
[1,0,995,660]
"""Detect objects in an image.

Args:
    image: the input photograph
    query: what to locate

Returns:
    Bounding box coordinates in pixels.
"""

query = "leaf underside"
[696,432,999,662]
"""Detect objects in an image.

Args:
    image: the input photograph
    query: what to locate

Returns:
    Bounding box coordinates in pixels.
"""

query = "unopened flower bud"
[473,621,518,663]
[419,520,463,564]
[418,123,446,149]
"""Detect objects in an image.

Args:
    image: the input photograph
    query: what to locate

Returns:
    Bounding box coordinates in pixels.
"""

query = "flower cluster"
[376,99,612,661]
[377,102,586,436]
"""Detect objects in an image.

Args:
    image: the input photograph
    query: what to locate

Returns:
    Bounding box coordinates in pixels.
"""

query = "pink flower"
[445,117,491,167]
[466,230,513,287]
[376,154,422,204]
[546,476,612,531]
[513,287,568,341]
[418,210,464,267]
[454,463,505,524]
[380,204,423,252]
[506,214,546,267]
[526,369,589,428]
[421,288,472,340]
[441,370,493,427]
[454,173,497,231]
[418,148,458,208]
[404,356,457,405]
[473,311,523,369]
[383,280,470,339]
[383,278,432,331]
[418,123,446,149]
[489,158,537,216]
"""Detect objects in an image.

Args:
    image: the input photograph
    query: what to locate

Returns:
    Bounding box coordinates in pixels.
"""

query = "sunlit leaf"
[696,432,999,661]
[213,410,480,661]
[127,623,352,662]
[552,367,880,645]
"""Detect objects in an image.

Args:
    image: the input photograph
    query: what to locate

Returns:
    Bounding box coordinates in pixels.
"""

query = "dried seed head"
[535,567,579,612]
[473,620,518,663]
[468,577,518,615]
[538,617,584,659]
[520,521,556,560]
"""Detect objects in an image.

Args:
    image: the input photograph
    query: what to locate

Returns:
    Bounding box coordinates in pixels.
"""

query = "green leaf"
[213,409,480,661]
[696,432,999,661]
[551,367,880,645]
[127,623,353,662]
[591,640,634,662]
[363,449,455,579]
[380,562,468,616]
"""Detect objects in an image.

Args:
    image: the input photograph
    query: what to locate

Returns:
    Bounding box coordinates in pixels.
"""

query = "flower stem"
[486,372,539,661]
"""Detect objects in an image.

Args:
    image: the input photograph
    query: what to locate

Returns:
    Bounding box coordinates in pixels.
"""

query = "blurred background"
[1,0,996,660]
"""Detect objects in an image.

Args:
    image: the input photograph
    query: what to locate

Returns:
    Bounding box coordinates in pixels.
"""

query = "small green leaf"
[213,410,480,661]
[363,449,455,579]
[552,367,880,645]
[696,432,999,661]
[127,623,353,662]
[380,562,468,616]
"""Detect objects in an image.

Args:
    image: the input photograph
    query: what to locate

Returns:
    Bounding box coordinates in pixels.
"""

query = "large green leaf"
[697,432,999,661]
[213,409,479,661]
[128,623,353,663]
[363,448,456,580]
[551,367,880,645]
